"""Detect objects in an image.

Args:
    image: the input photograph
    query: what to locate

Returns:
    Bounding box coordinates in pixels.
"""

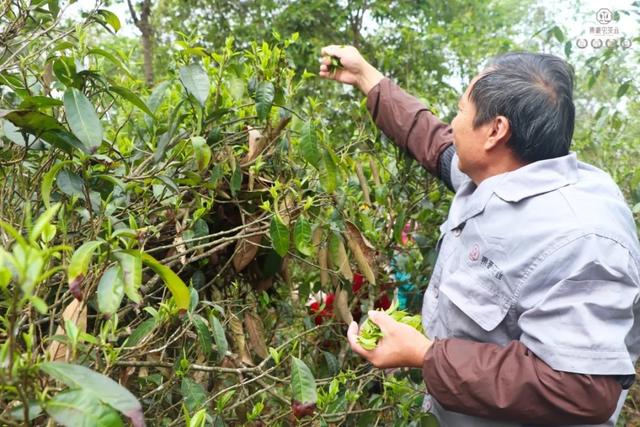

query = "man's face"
[450,74,491,176]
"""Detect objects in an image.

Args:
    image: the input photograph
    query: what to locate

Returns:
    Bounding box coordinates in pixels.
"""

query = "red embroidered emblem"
[468,243,480,262]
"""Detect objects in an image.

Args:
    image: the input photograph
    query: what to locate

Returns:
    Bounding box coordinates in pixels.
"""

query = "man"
[319,45,640,426]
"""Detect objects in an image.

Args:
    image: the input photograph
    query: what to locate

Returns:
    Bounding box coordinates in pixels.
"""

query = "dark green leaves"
[40,362,145,427]
[255,81,274,121]
[179,64,210,106]
[193,314,212,357]
[294,218,313,257]
[209,313,228,363]
[299,123,321,168]
[63,88,103,152]
[617,80,632,98]
[270,216,289,257]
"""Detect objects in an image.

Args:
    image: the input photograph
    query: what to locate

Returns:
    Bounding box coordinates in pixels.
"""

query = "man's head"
[451,52,575,182]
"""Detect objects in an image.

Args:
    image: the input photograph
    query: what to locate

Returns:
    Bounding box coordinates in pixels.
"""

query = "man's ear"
[483,116,511,151]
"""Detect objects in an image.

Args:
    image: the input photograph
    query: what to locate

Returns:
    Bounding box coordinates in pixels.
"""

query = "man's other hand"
[319,45,384,95]
[347,310,432,369]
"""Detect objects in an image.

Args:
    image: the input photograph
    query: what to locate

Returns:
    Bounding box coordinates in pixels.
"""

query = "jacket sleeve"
[422,338,623,425]
[365,77,455,188]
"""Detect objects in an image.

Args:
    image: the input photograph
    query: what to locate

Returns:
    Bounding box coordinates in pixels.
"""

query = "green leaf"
[230,165,242,196]
[30,202,61,242]
[181,377,207,413]
[56,170,84,198]
[192,314,212,357]
[30,295,49,314]
[191,136,212,172]
[97,9,121,32]
[209,313,228,363]
[290,357,317,405]
[319,151,337,193]
[255,81,275,121]
[617,81,632,98]
[179,64,210,106]
[124,318,156,347]
[188,409,207,427]
[140,252,190,313]
[1,109,65,135]
[294,218,313,257]
[41,129,87,154]
[114,251,142,304]
[550,25,564,42]
[97,265,125,315]
[19,96,63,109]
[109,86,155,118]
[40,362,144,427]
[68,241,103,299]
[45,390,124,427]
[147,80,171,113]
[299,123,321,168]
[270,216,289,257]
[63,88,103,152]
[53,56,76,87]
[87,48,133,78]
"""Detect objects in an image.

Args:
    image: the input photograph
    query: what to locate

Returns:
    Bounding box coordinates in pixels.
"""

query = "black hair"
[468,52,575,163]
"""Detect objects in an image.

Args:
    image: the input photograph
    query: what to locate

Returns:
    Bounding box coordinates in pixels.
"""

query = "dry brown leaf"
[244,310,269,359]
[229,313,253,366]
[345,221,376,284]
[243,126,265,163]
[47,298,87,361]
[233,233,262,272]
[330,237,353,282]
[333,286,353,324]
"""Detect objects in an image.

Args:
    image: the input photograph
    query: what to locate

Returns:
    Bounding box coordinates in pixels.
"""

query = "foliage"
[0,0,638,426]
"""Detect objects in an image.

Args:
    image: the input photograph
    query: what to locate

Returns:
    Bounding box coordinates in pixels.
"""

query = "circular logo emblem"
[576,38,588,49]
[591,38,603,48]
[596,8,612,24]
[468,243,480,262]
[606,39,618,48]
[621,38,632,49]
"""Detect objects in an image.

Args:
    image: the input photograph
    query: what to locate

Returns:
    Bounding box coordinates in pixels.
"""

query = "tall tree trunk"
[127,0,154,87]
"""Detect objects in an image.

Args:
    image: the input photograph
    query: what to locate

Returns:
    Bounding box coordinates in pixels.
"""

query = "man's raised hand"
[319,45,384,95]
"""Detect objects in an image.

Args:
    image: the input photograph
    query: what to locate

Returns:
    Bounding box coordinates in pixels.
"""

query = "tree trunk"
[127,0,154,87]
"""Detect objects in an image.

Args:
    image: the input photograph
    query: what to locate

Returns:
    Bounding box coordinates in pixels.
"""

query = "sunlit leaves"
[140,252,190,313]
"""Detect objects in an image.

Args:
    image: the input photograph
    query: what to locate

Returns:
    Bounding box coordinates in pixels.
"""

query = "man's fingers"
[320,45,341,57]
[347,321,369,357]
[367,310,394,332]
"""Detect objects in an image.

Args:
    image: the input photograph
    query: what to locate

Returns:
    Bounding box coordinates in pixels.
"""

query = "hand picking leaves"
[357,300,423,350]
